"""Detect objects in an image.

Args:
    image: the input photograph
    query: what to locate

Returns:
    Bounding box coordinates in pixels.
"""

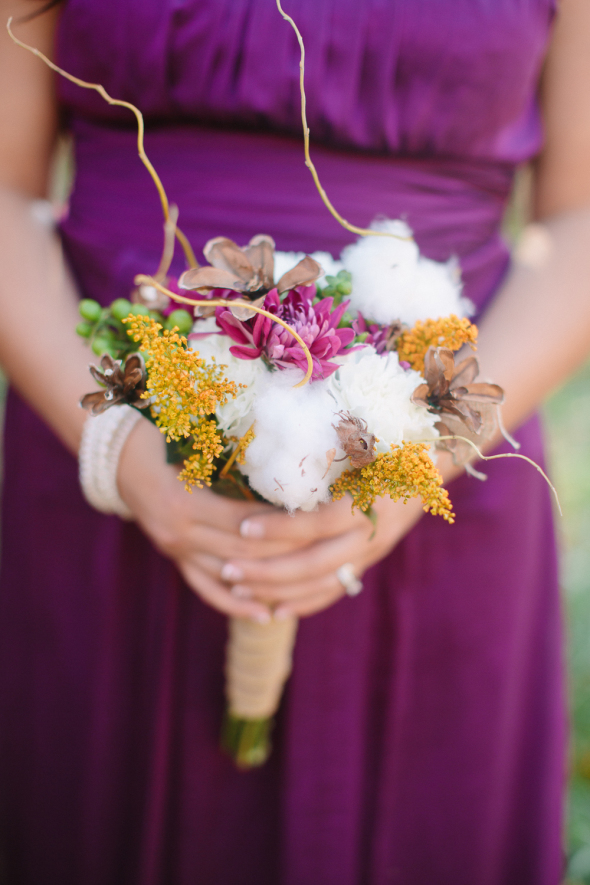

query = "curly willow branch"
[134,275,315,387]
[275,0,412,243]
[6,17,198,270]
[434,435,562,516]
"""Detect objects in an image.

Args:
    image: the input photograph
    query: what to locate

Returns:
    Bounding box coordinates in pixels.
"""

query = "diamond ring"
[336,562,363,597]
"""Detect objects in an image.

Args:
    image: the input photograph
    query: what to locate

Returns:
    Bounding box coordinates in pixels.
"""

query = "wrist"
[78,405,143,518]
[116,416,169,514]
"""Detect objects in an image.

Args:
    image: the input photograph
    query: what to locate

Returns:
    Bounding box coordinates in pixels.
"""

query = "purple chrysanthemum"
[215,285,356,380]
[353,314,412,368]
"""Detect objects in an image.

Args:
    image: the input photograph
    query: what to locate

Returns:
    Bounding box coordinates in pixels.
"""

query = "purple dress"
[0,1,566,883]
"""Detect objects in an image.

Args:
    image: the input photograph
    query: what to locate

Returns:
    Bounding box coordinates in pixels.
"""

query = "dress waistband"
[62,120,515,312]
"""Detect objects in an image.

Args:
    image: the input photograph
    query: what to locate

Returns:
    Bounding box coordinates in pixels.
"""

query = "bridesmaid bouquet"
[76,219,507,767]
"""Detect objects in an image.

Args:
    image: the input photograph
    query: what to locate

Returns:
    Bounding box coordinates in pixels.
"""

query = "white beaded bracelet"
[79,404,143,519]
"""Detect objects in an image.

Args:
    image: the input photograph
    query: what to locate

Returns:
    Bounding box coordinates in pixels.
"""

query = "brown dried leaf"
[450,355,479,388]
[244,234,275,291]
[334,411,376,468]
[459,382,505,404]
[228,294,266,321]
[203,237,254,284]
[178,266,244,292]
[435,402,498,466]
[417,346,505,440]
[276,254,323,294]
[410,383,431,409]
[80,390,111,416]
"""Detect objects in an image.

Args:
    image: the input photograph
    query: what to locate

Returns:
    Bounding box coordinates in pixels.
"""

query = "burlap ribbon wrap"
[226,616,299,719]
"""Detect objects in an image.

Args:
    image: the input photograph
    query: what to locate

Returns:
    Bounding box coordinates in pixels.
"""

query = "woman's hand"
[116,418,313,622]
[215,492,426,618]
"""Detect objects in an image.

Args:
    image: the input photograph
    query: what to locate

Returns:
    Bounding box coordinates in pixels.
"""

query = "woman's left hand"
[211,493,426,618]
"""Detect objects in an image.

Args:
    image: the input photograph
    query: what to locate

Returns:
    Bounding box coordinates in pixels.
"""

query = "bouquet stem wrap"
[222,615,299,768]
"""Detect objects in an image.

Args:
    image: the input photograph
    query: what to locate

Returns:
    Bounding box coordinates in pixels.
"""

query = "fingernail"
[273,607,293,621]
[240,519,265,539]
[231,584,252,599]
[221,563,244,582]
[252,609,271,625]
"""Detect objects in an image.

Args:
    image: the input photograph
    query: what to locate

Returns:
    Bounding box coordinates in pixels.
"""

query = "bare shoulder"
[0,1,60,197]
[536,0,590,218]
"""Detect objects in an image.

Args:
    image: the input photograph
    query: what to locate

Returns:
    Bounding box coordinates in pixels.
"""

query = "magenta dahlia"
[215,285,356,380]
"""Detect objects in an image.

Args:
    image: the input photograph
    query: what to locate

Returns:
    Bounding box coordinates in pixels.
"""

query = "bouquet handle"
[222,615,298,768]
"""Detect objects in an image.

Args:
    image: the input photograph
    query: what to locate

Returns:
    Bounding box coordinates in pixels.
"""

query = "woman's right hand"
[116,417,302,622]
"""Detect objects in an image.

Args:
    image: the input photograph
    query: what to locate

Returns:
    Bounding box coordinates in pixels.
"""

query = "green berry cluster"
[316,269,354,328]
[76,298,194,358]
[318,269,352,305]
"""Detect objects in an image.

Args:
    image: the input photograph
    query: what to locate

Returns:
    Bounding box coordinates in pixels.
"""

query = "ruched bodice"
[58,0,553,163]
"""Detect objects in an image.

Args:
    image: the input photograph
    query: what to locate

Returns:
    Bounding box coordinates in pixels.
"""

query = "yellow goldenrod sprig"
[396,315,478,374]
[124,314,239,445]
[178,420,226,490]
[330,442,455,523]
[236,426,256,465]
[134,274,315,387]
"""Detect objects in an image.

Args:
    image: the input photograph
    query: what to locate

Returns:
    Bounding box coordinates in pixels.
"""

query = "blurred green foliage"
[544,361,590,884]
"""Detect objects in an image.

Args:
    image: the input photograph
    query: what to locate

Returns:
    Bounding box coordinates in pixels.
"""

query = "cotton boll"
[188,323,265,437]
[341,219,420,325]
[330,346,439,451]
[408,256,474,325]
[274,250,343,283]
[341,219,472,326]
[239,370,348,511]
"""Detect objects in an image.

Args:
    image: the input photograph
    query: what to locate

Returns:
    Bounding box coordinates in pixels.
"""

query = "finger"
[166,521,309,563]
[238,497,364,543]
[273,583,346,619]
[182,484,276,535]
[190,551,322,589]
[232,569,342,604]
[222,528,369,585]
[178,560,272,623]
[192,551,224,579]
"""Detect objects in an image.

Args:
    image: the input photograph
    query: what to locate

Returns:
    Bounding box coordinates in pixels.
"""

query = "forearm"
[0,186,91,455]
[475,205,590,429]
[436,204,590,485]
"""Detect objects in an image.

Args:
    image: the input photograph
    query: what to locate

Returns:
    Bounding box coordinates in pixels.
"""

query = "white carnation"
[341,218,472,326]
[239,369,348,512]
[329,346,439,451]
[188,319,265,437]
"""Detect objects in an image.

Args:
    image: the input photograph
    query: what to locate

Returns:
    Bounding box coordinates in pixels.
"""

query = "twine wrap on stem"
[222,616,299,767]
[226,616,298,719]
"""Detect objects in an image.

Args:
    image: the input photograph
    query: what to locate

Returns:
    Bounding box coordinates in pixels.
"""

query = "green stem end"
[221,711,274,769]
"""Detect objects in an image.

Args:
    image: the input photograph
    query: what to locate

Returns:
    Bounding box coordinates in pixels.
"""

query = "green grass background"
[544,363,590,884]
